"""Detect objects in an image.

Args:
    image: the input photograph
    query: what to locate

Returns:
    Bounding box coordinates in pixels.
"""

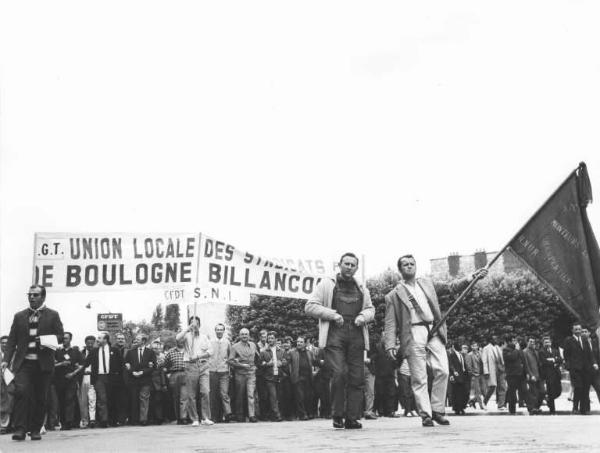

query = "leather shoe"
[364,412,378,420]
[29,431,42,441]
[344,419,362,429]
[332,417,344,429]
[422,417,434,427]
[11,430,26,441]
[248,416,258,423]
[432,412,450,426]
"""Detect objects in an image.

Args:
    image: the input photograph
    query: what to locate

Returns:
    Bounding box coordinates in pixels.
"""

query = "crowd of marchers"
[2,261,600,442]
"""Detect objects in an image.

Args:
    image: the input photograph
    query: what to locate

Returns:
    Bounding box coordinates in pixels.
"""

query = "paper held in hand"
[39,334,60,350]
[3,368,14,386]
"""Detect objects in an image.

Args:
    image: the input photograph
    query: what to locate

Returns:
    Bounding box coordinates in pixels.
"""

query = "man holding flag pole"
[385,161,600,425]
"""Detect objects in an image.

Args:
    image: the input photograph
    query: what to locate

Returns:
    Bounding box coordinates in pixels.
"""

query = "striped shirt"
[161,347,186,372]
[25,306,45,360]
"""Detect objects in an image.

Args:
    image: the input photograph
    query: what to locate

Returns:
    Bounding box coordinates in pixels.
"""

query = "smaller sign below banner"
[97,313,123,332]
[191,285,251,306]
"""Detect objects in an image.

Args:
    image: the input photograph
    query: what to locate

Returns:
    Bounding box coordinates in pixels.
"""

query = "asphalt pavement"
[1,396,599,453]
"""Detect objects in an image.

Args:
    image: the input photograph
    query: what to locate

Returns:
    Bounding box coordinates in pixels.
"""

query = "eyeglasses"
[27,293,42,297]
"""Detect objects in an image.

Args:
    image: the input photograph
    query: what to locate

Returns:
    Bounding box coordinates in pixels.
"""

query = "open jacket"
[4,307,64,373]
[383,276,469,356]
[305,276,375,350]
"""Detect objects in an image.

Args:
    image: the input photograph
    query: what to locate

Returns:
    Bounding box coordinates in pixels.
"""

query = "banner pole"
[31,233,38,285]
[429,164,581,339]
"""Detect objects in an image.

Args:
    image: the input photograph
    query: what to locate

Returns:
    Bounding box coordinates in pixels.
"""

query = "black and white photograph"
[1,1,600,452]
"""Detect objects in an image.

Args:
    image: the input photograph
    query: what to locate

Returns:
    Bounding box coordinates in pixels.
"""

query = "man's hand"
[449,376,455,383]
[65,372,75,380]
[471,268,489,281]
[1,362,8,372]
[594,364,599,371]
[125,363,132,371]
[364,357,371,365]
[333,314,344,327]
[133,371,142,377]
[454,371,459,377]
[354,315,365,327]
[387,349,397,360]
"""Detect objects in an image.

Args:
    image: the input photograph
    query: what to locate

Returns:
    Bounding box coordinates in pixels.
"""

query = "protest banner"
[32,232,330,306]
[33,233,200,291]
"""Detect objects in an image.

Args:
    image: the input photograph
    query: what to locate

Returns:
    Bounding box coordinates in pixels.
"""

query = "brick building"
[429,248,525,281]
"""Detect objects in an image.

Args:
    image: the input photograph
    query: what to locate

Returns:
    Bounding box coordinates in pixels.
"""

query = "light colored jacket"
[305,276,375,350]
[383,276,470,357]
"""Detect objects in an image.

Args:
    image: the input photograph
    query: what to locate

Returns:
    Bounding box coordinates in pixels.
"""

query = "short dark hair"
[85,335,96,343]
[397,255,415,271]
[215,323,226,330]
[29,284,46,298]
[188,316,201,325]
[63,332,73,341]
[267,331,277,338]
[296,335,306,343]
[284,336,293,344]
[0,335,8,342]
[339,252,359,265]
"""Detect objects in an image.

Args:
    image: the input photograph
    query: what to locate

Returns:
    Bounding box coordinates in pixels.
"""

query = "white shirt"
[98,344,110,374]
[401,281,434,323]
[271,346,279,376]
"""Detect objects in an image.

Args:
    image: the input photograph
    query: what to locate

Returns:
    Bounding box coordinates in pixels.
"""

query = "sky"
[2,1,600,339]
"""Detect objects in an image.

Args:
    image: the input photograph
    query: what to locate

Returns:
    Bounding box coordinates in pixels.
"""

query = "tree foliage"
[151,304,164,330]
[164,303,181,332]
[226,269,576,347]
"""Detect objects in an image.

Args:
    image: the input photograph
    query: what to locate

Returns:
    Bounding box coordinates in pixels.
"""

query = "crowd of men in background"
[3,318,600,437]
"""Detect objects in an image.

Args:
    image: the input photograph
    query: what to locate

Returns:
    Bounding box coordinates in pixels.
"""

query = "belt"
[411,321,433,327]
[185,359,208,365]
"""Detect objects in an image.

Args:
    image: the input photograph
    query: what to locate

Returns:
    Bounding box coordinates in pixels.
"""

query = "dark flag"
[507,162,600,329]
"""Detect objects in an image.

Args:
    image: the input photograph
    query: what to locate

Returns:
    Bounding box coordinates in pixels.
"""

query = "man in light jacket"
[305,252,374,430]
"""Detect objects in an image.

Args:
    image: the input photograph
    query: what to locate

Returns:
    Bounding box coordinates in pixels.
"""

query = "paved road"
[1,399,599,452]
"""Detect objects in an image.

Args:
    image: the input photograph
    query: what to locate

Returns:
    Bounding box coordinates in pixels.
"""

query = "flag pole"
[429,164,582,339]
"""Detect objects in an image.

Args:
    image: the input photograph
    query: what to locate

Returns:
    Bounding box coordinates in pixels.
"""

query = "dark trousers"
[526,379,544,412]
[451,381,469,413]
[325,323,365,421]
[278,376,295,419]
[313,373,331,417]
[570,369,591,413]
[128,382,151,423]
[95,375,116,423]
[377,375,399,415]
[265,378,281,419]
[256,374,269,419]
[293,378,313,418]
[506,375,523,414]
[149,389,165,423]
[12,360,52,433]
[56,378,78,427]
[114,379,129,424]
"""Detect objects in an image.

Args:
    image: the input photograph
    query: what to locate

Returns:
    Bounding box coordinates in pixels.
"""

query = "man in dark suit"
[289,336,315,421]
[1,285,64,441]
[80,332,124,427]
[538,336,562,414]
[258,331,284,421]
[125,334,156,425]
[53,332,83,430]
[383,255,487,427]
[563,323,598,414]
[448,342,469,415]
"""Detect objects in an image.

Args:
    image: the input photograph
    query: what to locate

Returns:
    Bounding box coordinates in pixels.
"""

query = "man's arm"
[305,280,339,322]
[1,314,19,371]
[356,286,375,326]
[383,293,398,359]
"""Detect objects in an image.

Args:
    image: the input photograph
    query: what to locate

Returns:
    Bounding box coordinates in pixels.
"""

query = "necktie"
[459,352,464,371]
[139,348,143,363]
[102,347,107,373]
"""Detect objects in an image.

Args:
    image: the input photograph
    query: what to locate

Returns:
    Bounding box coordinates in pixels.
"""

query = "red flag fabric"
[508,162,600,329]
